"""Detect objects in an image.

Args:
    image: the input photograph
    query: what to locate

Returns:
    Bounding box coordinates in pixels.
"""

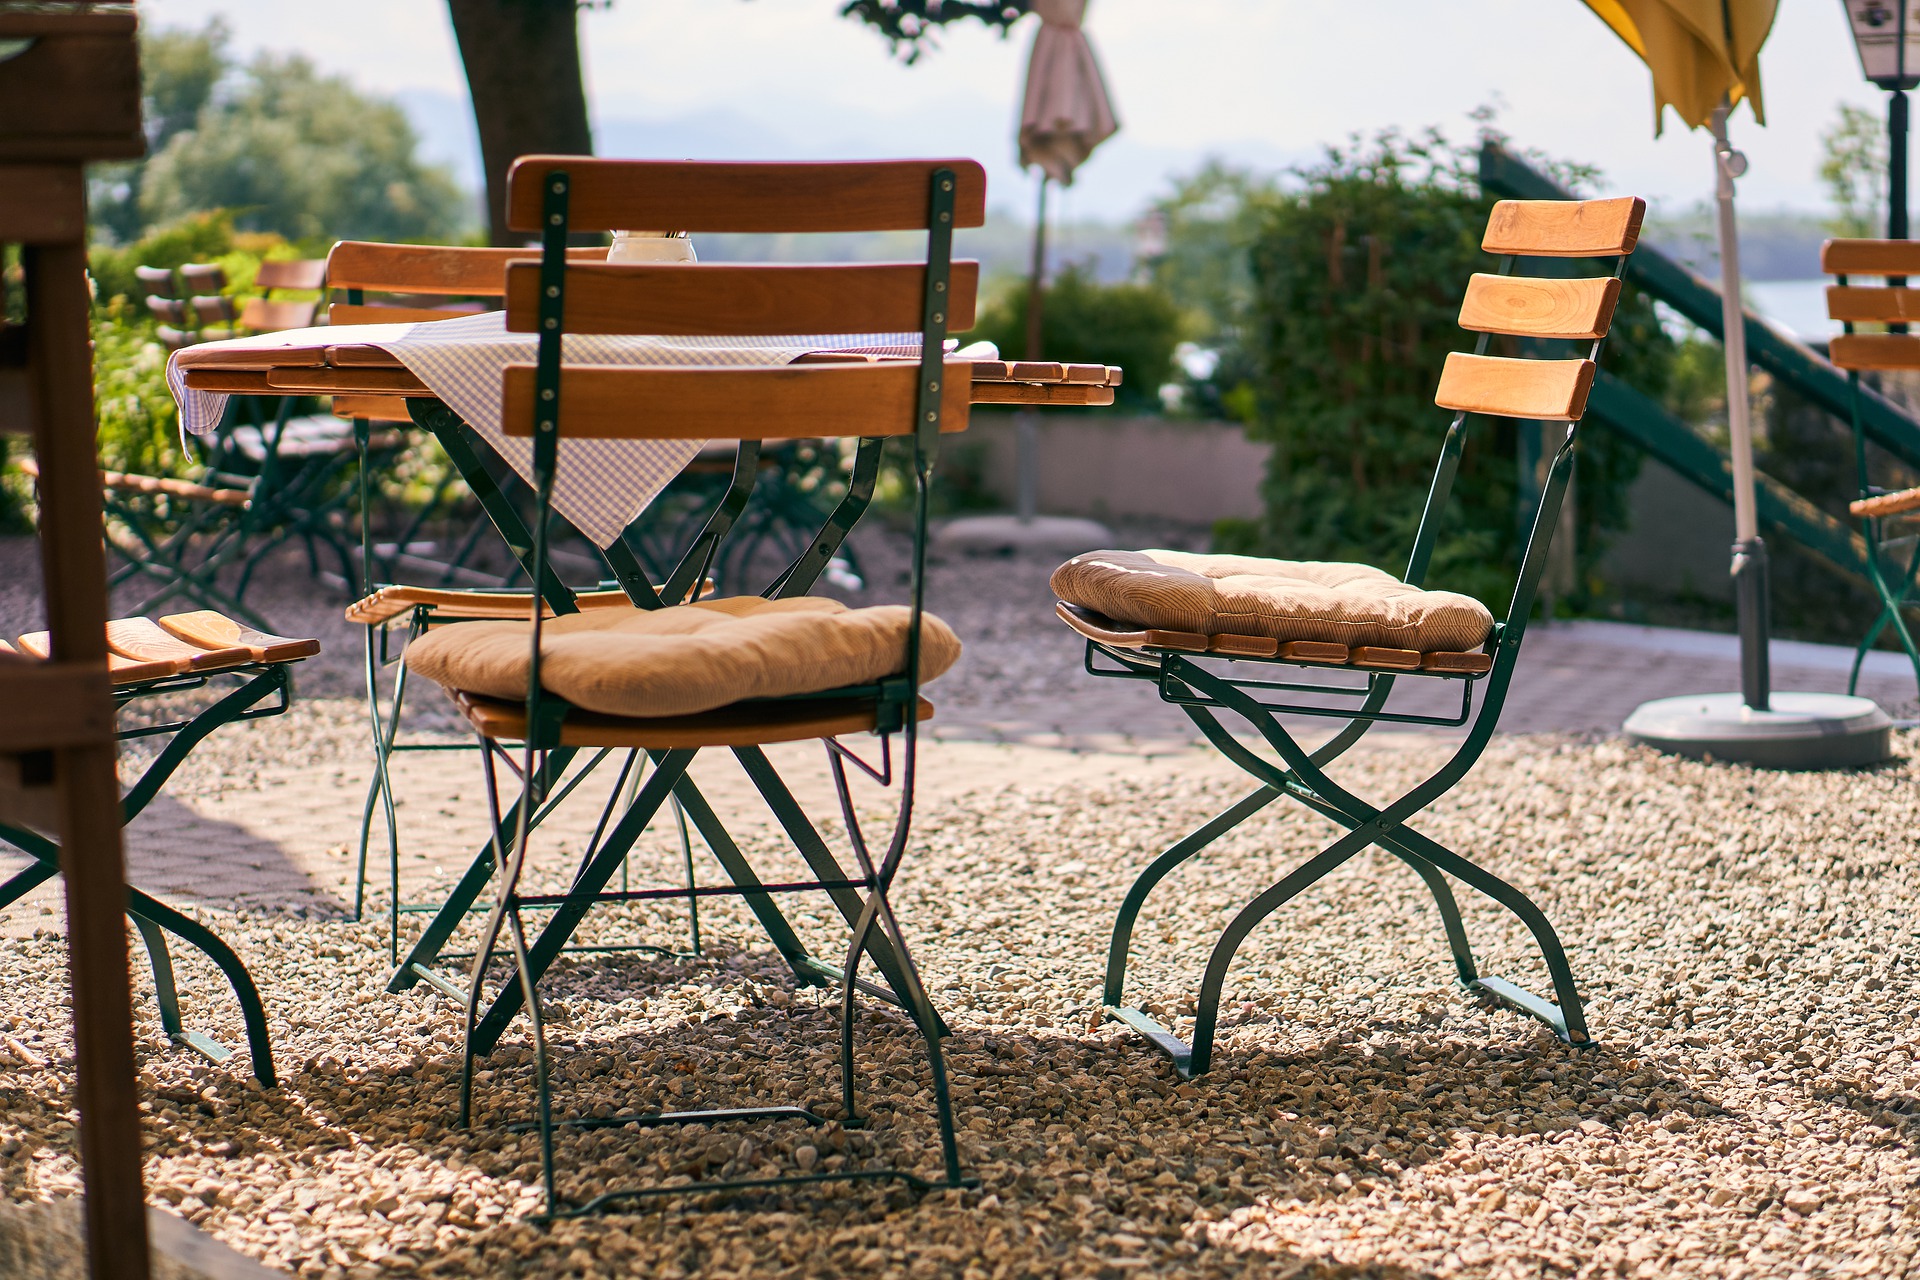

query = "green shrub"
[962,264,1185,413]
[1214,130,1674,613]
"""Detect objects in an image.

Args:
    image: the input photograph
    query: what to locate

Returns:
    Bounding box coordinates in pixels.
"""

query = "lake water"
[1741,279,1837,344]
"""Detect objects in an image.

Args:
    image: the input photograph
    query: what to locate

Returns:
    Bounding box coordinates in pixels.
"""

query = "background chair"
[1821,238,1920,697]
[0,609,320,1087]
[90,256,376,626]
[1051,196,1645,1078]
[398,154,985,1215]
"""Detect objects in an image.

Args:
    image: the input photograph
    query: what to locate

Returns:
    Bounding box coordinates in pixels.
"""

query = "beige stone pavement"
[0,619,1913,944]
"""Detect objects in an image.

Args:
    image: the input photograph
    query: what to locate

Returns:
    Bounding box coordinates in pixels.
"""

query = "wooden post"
[1,10,152,1280]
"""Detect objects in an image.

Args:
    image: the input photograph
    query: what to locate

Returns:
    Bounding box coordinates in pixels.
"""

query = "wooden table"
[173,339,1123,410]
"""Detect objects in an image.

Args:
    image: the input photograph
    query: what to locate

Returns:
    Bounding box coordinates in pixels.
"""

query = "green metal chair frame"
[0,615,320,1087]
[1822,238,1920,698]
[430,155,983,1217]
[109,259,380,628]
[1071,197,1646,1079]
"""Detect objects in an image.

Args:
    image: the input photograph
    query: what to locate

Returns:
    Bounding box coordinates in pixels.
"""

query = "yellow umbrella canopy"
[1581,0,1778,132]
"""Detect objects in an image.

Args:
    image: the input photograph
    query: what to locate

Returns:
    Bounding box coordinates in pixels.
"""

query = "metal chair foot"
[170,1030,236,1066]
[1104,1005,1196,1079]
[1467,976,1594,1047]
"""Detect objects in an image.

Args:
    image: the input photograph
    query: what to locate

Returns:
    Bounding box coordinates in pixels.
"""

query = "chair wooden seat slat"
[450,691,935,751]
[343,585,638,627]
[1851,484,1920,520]
[1053,601,1493,674]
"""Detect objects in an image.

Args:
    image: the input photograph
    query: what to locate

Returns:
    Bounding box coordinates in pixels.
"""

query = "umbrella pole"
[1017,175,1050,522]
[1710,98,1770,711]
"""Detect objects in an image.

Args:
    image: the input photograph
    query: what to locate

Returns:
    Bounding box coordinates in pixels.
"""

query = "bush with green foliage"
[1204,131,1685,612]
[963,264,1184,414]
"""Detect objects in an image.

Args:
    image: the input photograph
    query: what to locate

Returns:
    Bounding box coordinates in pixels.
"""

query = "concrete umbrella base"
[1623,690,1895,770]
[933,514,1115,556]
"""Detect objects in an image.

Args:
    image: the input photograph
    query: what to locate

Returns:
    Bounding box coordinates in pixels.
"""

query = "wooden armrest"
[16,457,250,508]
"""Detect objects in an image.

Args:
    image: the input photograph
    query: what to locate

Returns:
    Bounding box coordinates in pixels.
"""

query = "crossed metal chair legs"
[454,728,971,1218]
[0,665,288,1086]
[1848,514,1920,699]
[1099,653,1590,1080]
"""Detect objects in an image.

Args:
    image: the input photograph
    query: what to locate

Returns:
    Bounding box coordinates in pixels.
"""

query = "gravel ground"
[3,722,1920,1278]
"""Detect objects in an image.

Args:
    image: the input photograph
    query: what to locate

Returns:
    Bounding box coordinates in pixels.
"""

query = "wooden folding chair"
[1822,238,1920,697]
[396,155,984,1215]
[1051,197,1646,1077]
[0,610,321,1086]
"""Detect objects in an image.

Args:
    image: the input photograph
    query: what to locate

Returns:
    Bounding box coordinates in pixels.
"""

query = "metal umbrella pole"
[1710,100,1772,711]
[1618,1,1892,767]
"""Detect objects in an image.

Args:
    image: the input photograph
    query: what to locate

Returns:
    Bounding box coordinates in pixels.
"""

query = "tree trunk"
[447,0,593,245]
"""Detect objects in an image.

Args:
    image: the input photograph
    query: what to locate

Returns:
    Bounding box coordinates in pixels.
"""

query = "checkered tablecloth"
[166,312,931,547]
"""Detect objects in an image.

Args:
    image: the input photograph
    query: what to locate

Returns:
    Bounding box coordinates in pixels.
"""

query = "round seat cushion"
[1051,548,1494,653]
[405,595,961,720]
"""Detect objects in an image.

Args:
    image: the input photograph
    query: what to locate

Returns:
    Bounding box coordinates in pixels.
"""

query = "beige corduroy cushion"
[405,596,961,719]
[1051,549,1494,653]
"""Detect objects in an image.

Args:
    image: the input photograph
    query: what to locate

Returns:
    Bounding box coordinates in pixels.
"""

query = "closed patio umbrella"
[1591,0,1895,765]
[1015,0,1116,520]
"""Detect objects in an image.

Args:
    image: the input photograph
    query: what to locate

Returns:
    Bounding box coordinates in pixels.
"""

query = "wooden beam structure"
[0,7,151,1279]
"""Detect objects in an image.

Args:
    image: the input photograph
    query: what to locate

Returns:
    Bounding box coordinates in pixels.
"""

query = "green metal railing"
[1481,143,1920,590]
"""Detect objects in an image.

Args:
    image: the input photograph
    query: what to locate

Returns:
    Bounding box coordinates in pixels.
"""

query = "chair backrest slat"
[254,259,327,292]
[178,262,227,295]
[1830,332,1920,372]
[327,301,488,326]
[326,241,604,297]
[1825,285,1920,325]
[1433,352,1596,421]
[504,157,987,235]
[502,260,979,337]
[1481,197,1645,258]
[239,297,319,333]
[1456,273,1621,340]
[1821,238,1920,277]
[134,265,176,297]
[502,361,973,442]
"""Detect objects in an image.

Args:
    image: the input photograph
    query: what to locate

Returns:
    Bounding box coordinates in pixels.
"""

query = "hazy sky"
[137,1,1889,224]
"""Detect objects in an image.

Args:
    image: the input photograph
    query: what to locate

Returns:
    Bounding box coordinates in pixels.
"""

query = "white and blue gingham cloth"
[166,311,934,548]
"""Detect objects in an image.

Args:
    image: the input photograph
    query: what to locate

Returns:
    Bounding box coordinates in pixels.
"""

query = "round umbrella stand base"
[1623,691,1894,770]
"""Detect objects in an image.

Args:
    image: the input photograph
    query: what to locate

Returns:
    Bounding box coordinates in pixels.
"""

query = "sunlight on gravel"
[3,727,1919,1278]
